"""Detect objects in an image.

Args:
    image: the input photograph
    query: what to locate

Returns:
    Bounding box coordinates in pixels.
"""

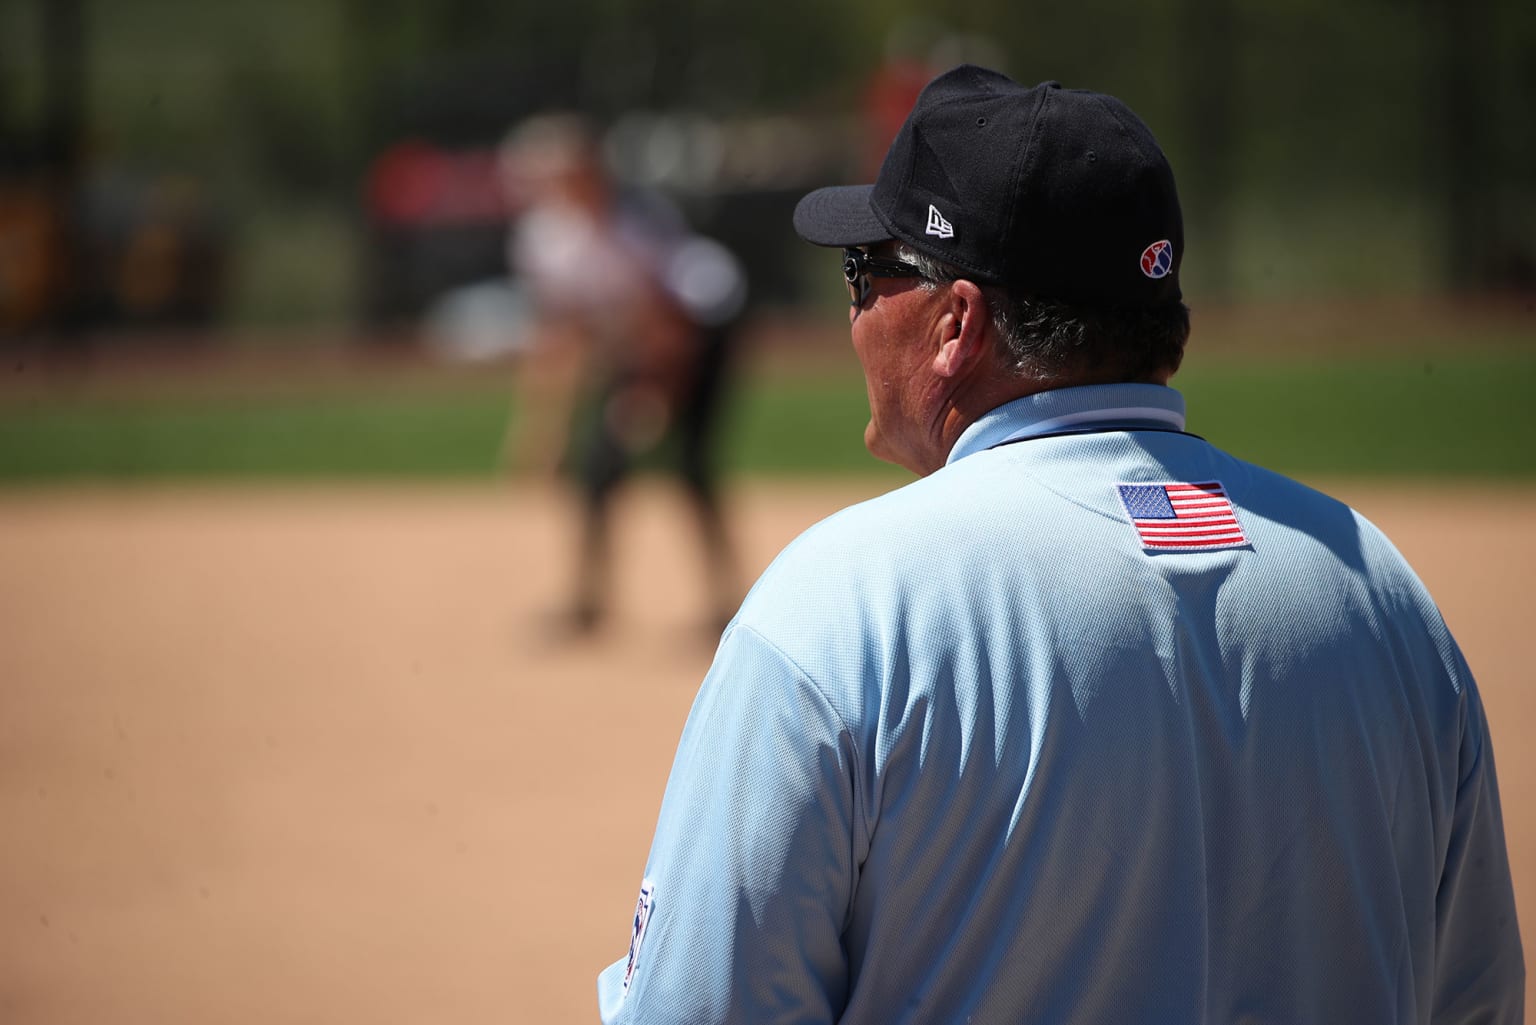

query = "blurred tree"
[1177,0,1237,300]
[0,0,89,342]
[1423,0,1530,292]
[4,0,1532,335]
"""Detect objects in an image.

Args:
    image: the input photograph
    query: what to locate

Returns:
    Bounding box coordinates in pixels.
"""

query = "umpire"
[598,65,1524,1023]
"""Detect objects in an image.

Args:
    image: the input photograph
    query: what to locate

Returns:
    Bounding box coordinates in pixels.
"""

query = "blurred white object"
[421,279,534,362]
[664,235,748,327]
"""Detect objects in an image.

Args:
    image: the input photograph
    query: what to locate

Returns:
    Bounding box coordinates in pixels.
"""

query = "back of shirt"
[599,424,1523,1024]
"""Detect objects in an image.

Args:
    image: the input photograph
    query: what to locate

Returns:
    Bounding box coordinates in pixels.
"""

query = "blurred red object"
[861,59,934,178]
[366,140,506,227]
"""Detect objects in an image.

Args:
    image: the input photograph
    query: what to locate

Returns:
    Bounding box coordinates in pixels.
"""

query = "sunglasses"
[842,247,926,308]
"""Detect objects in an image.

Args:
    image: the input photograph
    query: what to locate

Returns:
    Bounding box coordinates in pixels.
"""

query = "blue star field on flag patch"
[1118,484,1176,519]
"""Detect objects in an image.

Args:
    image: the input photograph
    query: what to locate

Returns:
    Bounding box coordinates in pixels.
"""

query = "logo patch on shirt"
[1117,481,1248,551]
[622,878,656,994]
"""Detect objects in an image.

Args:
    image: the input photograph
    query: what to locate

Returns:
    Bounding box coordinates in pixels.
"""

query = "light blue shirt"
[599,383,1523,1023]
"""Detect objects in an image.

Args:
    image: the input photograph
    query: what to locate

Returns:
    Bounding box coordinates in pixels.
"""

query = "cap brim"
[793,185,891,247]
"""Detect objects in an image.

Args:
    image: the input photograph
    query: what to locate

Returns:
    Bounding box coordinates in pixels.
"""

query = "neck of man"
[919,373,1048,475]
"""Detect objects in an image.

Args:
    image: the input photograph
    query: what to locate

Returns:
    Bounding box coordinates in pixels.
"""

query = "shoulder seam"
[729,621,856,739]
[728,621,874,868]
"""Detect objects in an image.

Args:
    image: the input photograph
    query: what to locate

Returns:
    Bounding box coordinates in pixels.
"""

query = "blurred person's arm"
[623,290,699,416]
[501,317,593,477]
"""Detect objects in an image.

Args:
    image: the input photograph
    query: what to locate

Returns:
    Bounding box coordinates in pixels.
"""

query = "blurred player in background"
[498,114,746,636]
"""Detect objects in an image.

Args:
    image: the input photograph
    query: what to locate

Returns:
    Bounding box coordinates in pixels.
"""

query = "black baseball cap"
[794,65,1184,309]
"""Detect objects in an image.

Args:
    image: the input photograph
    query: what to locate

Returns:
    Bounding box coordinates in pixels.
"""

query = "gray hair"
[892,242,1190,383]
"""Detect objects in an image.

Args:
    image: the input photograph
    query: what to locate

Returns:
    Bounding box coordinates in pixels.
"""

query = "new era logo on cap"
[926,204,954,239]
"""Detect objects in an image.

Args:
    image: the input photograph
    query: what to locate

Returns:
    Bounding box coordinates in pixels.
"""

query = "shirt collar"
[946,383,1187,466]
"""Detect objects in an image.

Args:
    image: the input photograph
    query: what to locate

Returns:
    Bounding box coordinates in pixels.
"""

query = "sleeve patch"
[622,878,656,995]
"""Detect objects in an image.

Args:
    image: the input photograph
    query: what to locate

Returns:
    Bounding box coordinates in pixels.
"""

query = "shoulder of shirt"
[720,476,946,721]
[749,471,954,572]
[1204,453,1456,645]
[730,465,1003,639]
[1229,458,1413,569]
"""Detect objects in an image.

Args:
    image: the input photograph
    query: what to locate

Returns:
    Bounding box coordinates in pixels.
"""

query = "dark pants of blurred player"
[565,322,738,634]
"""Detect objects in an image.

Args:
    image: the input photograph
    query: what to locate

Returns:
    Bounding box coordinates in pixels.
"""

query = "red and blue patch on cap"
[1139,239,1173,279]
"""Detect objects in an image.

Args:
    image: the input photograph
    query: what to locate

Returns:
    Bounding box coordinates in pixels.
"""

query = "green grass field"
[1,346,1532,484]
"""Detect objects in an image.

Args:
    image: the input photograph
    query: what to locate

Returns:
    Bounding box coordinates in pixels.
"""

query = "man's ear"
[931,279,990,379]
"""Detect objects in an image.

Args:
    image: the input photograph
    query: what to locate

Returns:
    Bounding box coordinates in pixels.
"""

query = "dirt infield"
[1,479,1530,1024]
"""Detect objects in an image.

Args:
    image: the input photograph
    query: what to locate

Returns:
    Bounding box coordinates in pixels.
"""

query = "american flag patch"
[1116,481,1249,552]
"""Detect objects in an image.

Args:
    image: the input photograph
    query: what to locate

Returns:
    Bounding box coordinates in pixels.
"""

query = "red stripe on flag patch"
[1116,480,1249,552]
